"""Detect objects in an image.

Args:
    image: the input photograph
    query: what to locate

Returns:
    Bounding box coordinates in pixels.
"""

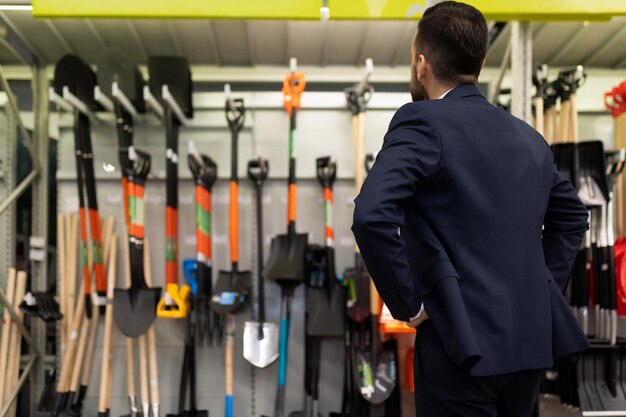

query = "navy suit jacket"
[352,84,590,376]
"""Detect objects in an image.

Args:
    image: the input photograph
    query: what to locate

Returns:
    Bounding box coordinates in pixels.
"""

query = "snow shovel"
[114,147,162,337]
[210,93,251,315]
[306,156,345,338]
[148,56,193,319]
[188,141,221,345]
[265,62,308,417]
[244,157,279,368]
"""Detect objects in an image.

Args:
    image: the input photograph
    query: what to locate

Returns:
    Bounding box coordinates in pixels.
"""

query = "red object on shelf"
[615,237,626,317]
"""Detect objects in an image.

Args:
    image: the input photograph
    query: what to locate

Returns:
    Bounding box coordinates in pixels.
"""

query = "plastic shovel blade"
[264,233,308,283]
[210,270,251,315]
[356,348,396,405]
[113,287,161,337]
[243,320,279,368]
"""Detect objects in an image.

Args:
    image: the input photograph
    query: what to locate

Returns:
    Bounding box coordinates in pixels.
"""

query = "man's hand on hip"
[407,310,429,329]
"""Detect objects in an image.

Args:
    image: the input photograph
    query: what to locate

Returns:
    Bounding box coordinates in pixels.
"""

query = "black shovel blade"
[96,48,135,100]
[264,233,308,283]
[210,270,251,315]
[147,56,192,118]
[113,287,161,337]
[54,54,99,110]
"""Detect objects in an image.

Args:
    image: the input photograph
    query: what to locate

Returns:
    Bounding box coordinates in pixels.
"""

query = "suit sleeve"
[542,166,590,292]
[352,103,442,322]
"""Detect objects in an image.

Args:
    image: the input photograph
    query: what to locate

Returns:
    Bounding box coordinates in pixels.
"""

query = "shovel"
[532,64,548,137]
[306,157,345,338]
[244,158,279,368]
[96,48,144,226]
[211,93,251,315]
[148,56,193,319]
[264,66,308,285]
[114,148,162,337]
[54,55,98,322]
[188,142,221,345]
[265,62,308,417]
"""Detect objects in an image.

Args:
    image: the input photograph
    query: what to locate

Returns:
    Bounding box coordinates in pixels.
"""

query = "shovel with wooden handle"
[244,157,279,369]
[4,270,26,417]
[120,228,139,417]
[114,147,161,337]
[532,64,547,137]
[144,238,161,417]
[98,234,117,417]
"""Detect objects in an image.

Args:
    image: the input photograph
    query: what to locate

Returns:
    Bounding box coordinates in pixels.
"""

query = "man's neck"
[428,82,458,100]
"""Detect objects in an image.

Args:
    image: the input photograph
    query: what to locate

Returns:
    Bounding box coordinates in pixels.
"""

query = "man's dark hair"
[415,1,488,84]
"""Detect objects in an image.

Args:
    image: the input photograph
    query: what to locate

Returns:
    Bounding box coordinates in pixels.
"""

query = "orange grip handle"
[288,184,297,223]
[323,187,332,203]
[229,181,239,263]
[282,72,306,115]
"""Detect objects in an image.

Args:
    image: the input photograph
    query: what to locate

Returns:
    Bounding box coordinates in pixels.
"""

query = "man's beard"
[410,72,428,102]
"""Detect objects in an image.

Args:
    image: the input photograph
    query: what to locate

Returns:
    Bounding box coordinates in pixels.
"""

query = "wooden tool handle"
[0,268,16,404]
[4,271,26,410]
[225,314,235,396]
[69,315,90,392]
[58,281,86,393]
[80,307,100,386]
[570,92,579,143]
[143,239,160,405]
[98,235,117,413]
[123,231,136,399]
[353,114,367,191]
[67,214,78,328]
[58,214,68,356]
[138,335,149,406]
[559,100,571,143]
[534,97,544,136]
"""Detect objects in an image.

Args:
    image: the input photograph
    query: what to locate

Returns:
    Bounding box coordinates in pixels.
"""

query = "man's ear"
[417,53,427,81]
[482,58,486,69]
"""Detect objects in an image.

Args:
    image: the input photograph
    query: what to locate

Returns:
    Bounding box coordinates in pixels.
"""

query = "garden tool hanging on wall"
[148,56,193,319]
[532,64,548,137]
[542,82,559,144]
[291,156,346,417]
[343,59,374,325]
[96,48,145,226]
[114,147,161,337]
[244,157,279,368]
[210,85,251,417]
[211,86,251,314]
[188,141,221,345]
[264,58,308,417]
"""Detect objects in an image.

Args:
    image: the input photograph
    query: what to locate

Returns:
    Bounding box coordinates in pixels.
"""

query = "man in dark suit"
[352,2,590,416]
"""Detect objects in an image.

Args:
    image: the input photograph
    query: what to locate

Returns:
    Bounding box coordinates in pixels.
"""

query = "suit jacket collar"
[444,83,484,100]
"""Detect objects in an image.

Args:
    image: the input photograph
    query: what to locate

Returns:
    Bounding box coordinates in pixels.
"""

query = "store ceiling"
[1,10,626,69]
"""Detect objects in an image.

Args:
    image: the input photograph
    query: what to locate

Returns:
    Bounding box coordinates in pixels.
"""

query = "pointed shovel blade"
[243,321,279,368]
[113,288,161,337]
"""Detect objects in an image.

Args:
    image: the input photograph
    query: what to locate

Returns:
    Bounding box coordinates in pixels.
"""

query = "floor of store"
[541,397,583,417]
